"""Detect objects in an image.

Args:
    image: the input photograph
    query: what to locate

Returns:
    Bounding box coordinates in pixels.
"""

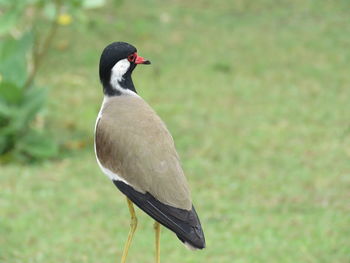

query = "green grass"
[1,0,350,262]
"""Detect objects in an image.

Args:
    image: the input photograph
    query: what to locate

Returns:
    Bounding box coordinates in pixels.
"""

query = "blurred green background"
[1,0,350,262]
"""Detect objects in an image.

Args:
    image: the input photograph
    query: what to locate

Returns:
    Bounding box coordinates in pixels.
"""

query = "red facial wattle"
[128,53,151,65]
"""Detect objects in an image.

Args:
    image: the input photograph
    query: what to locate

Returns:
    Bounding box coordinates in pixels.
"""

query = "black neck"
[103,73,137,96]
[119,73,137,93]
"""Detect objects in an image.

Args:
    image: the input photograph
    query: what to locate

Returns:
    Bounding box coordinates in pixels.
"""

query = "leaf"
[0,136,7,154]
[16,130,58,159]
[0,32,33,87]
[0,8,20,35]
[0,86,46,140]
[43,2,56,20]
[0,82,23,104]
[82,0,106,9]
[0,106,22,138]
[19,86,47,125]
[0,101,12,117]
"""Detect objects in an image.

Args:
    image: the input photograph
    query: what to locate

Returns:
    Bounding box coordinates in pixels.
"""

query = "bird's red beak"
[135,54,151,65]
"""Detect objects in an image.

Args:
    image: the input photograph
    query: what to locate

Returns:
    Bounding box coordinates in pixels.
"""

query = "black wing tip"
[178,232,206,250]
[193,228,206,249]
[176,206,206,249]
[113,180,206,249]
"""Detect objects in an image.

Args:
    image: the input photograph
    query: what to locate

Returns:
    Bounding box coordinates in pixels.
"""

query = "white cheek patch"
[109,58,138,96]
[110,58,130,88]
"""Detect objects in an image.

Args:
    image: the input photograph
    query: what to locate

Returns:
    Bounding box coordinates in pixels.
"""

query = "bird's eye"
[127,54,136,62]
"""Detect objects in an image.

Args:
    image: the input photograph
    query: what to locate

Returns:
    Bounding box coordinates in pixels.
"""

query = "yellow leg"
[120,198,138,263]
[154,221,161,263]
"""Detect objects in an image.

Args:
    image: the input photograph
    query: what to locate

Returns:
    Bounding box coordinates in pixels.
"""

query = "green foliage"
[0,85,58,162]
[0,0,108,162]
[0,33,32,87]
[0,1,59,162]
[0,35,58,162]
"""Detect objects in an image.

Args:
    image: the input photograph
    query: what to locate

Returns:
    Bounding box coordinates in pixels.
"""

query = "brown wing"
[95,95,192,210]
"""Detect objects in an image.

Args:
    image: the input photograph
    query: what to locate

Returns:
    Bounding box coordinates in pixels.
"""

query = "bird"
[94,42,205,263]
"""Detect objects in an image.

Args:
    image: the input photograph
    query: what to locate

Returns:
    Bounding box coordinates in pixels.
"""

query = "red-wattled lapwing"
[94,42,205,263]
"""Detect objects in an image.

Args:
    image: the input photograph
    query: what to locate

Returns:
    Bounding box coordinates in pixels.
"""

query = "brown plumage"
[95,42,205,252]
[95,95,191,210]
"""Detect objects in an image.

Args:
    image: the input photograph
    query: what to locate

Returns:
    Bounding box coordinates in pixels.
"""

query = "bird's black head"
[99,42,151,96]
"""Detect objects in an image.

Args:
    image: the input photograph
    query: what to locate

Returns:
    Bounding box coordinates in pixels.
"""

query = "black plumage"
[113,180,206,249]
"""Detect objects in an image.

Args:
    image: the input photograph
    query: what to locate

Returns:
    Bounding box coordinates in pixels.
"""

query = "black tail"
[113,180,206,249]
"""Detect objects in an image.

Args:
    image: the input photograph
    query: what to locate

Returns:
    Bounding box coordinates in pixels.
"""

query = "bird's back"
[96,41,205,250]
[95,95,192,210]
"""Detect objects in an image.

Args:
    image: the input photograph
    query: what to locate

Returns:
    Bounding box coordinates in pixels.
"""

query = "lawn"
[1,0,350,262]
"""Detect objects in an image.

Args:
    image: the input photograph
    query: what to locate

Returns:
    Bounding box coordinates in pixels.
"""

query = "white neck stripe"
[110,58,137,96]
